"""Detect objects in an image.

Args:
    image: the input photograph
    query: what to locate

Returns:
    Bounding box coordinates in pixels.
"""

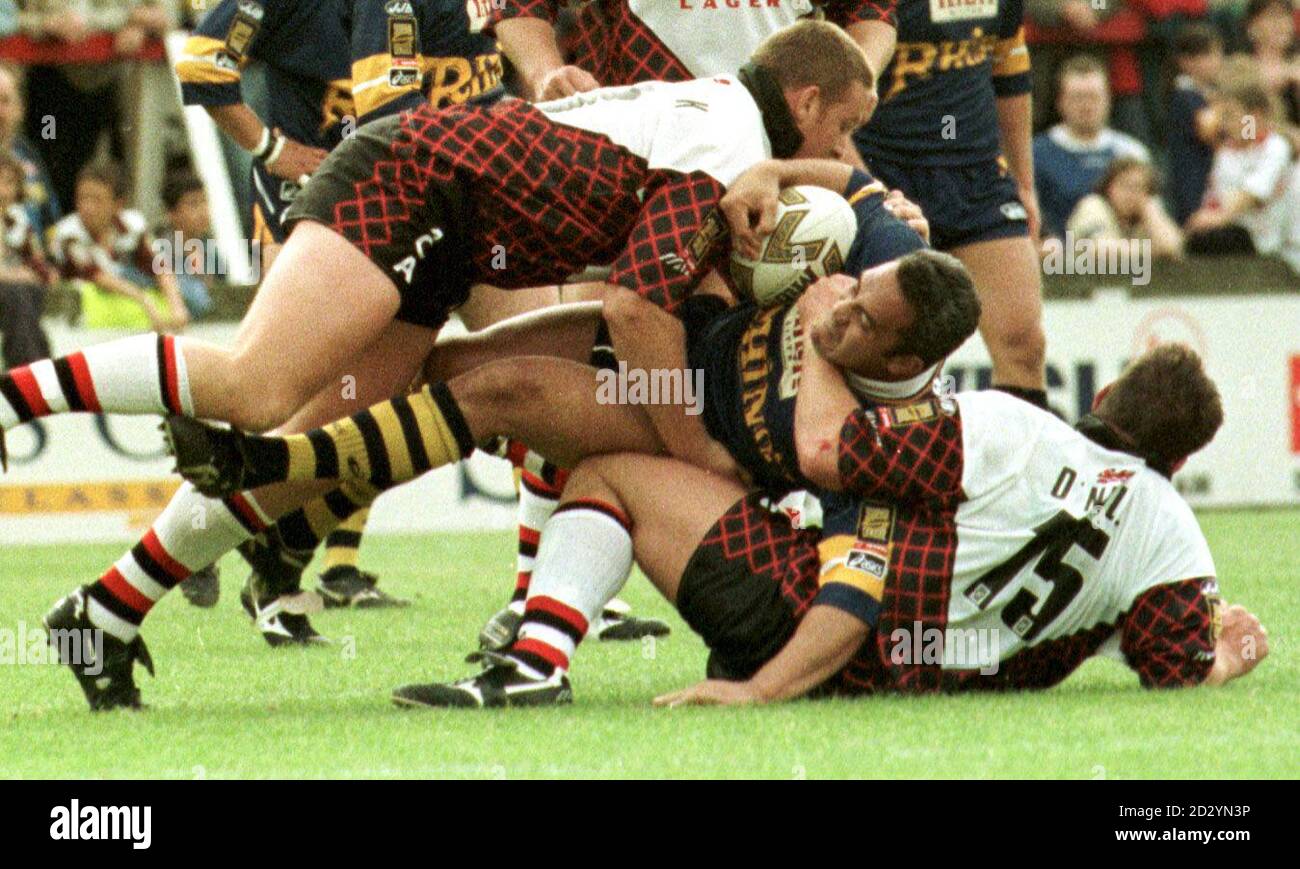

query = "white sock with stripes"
[0,334,192,429]
[511,500,633,677]
[85,483,269,641]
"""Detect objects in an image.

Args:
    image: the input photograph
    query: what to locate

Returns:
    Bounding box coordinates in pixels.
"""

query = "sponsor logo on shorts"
[392,227,446,285]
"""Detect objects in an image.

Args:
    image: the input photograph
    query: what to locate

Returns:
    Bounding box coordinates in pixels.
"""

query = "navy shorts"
[866,157,1029,251]
[251,162,304,246]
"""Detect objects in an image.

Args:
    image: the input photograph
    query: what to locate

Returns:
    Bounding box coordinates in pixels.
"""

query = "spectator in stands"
[0,63,60,236]
[49,160,188,333]
[0,150,51,367]
[1033,55,1151,239]
[1067,156,1185,258]
[1168,24,1224,226]
[1186,63,1300,273]
[1241,0,1300,133]
[157,170,214,318]
[15,1,176,213]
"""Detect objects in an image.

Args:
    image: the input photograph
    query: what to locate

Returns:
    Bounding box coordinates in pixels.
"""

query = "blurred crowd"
[0,0,1296,373]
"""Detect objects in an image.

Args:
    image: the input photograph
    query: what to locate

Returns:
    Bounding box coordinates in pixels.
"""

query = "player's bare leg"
[392,453,744,708]
[949,235,1048,405]
[0,221,419,445]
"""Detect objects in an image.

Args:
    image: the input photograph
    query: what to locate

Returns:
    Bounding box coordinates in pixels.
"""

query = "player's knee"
[223,358,312,432]
[601,286,657,333]
[450,360,543,434]
[991,318,1047,370]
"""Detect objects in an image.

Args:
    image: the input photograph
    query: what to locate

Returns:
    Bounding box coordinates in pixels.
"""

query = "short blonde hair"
[750,20,873,101]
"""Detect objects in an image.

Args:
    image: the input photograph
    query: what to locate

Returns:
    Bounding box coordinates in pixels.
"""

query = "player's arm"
[488,1,597,101]
[824,0,898,82]
[175,0,326,180]
[722,159,856,259]
[601,285,739,480]
[992,0,1037,240]
[1120,578,1268,688]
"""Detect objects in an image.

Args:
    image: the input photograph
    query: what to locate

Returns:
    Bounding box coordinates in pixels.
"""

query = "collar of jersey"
[738,63,804,159]
[1076,413,1174,478]
[843,361,940,403]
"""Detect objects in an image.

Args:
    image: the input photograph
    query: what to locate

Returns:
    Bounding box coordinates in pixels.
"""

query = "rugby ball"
[729,185,856,307]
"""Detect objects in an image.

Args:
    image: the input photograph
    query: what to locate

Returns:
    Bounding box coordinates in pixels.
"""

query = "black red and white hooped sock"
[509,498,633,678]
[0,334,192,431]
[83,484,268,642]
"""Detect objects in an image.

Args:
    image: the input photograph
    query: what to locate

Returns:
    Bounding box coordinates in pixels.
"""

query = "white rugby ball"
[729,185,856,307]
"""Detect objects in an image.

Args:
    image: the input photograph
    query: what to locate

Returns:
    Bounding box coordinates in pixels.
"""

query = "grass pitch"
[1,509,1295,779]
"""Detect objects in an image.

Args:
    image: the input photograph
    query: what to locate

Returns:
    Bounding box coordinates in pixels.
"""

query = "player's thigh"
[575,453,748,604]
[425,301,604,382]
[456,283,561,332]
[250,318,439,516]
[276,318,440,434]
[228,220,402,418]
[453,356,663,465]
[949,235,1044,338]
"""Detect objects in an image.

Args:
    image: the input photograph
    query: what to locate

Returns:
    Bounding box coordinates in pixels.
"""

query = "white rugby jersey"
[49,210,156,282]
[946,391,1214,659]
[536,75,770,186]
[487,1,896,87]
[822,389,1219,692]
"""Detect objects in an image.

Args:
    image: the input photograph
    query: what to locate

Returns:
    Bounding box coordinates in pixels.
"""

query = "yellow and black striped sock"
[240,382,476,489]
[323,508,368,571]
[275,480,380,553]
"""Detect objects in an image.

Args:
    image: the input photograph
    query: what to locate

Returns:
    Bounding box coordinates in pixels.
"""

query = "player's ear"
[885,353,925,379]
[787,84,821,123]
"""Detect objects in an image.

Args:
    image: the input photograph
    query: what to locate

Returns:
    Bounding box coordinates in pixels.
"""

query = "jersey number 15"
[964,511,1111,642]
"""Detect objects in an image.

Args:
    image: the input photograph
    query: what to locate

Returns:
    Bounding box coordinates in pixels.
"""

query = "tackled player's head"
[751,20,877,159]
[808,249,980,381]
[1094,344,1223,472]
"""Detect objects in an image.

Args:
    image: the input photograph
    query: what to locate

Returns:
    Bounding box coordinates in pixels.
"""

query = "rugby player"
[475,0,902,643]
[171,170,933,659]
[43,241,970,709]
[399,343,1267,706]
[234,0,513,622]
[853,0,1050,410]
[8,21,876,705]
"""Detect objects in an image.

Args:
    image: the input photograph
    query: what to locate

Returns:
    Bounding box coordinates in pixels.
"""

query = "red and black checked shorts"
[285,115,473,330]
[677,492,822,680]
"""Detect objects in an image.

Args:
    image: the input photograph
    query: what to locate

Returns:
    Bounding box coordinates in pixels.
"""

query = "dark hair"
[1094,155,1157,198]
[893,249,981,367]
[162,171,204,212]
[751,20,874,101]
[1173,23,1222,58]
[1096,344,1223,468]
[1245,0,1293,25]
[1057,53,1106,85]
[76,160,128,199]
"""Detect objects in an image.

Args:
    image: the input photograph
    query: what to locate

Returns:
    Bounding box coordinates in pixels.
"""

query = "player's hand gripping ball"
[729,185,856,308]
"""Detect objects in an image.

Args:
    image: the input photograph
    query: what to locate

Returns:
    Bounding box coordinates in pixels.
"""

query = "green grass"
[1,509,1296,779]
